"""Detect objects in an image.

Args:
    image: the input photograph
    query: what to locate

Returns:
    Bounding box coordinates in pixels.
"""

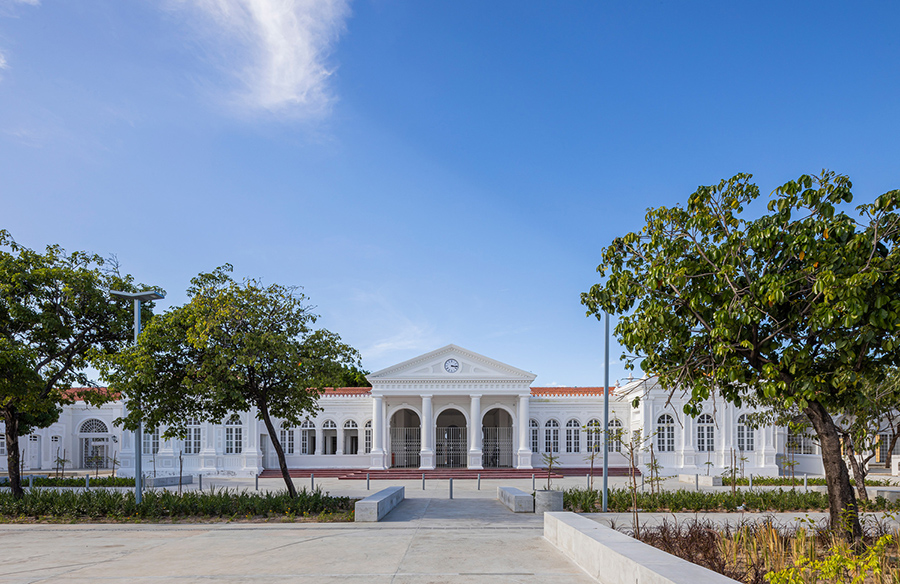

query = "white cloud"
[168,0,350,117]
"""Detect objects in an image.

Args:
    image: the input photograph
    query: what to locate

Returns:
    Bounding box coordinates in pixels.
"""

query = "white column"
[420,395,435,469]
[516,394,532,469]
[314,423,323,456]
[468,394,483,469]
[336,424,344,456]
[370,396,386,470]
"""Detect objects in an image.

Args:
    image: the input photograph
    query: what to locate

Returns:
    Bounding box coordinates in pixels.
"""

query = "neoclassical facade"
[1,344,841,478]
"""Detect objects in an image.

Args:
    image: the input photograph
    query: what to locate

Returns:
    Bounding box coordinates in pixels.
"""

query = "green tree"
[0,231,150,498]
[95,266,361,498]
[582,172,900,540]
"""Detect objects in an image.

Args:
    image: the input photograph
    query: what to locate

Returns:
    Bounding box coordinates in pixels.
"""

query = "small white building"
[1,344,838,478]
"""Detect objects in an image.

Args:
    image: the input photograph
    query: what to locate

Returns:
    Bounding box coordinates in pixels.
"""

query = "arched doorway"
[79,419,111,469]
[482,408,514,468]
[389,409,420,468]
[436,408,467,468]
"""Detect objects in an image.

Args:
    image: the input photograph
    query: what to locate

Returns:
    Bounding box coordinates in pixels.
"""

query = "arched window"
[656,414,675,452]
[143,427,160,455]
[585,419,602,452]
[530,419,539,453]
[697,414,715,452]
[185,418,201,455]
[608,418,623,453]
[323,420,337,429]
[300,420,315,454]
[225,415,242,454]
[566,419,581,453]
[80,419,109,434]
[364,420,372,454]
[737,414,754,452]
[280,423,295,455]
[544,419,560,454]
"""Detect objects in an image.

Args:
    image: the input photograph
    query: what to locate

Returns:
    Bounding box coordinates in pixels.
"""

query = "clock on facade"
[444,358,460,373]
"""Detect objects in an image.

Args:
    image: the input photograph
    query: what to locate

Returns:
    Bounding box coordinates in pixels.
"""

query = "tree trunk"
[804,400,862,540]
[257,402,297,498]
[885,431,900,470]
[843,437,869,501]
[3,408,24,499]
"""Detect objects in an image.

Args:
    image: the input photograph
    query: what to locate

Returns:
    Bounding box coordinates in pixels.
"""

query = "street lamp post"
[602,311,610,513]
[110,290,165,504]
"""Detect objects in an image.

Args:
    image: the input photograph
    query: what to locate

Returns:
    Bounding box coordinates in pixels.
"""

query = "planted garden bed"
[563,487,900,513]
[0,487,356,522]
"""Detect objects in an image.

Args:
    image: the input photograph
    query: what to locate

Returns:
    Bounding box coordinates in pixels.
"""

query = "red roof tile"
[319,387,372,396]
[530,387,614,397]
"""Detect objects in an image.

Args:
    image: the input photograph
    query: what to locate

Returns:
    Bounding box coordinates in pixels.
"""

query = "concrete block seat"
[498,486,534,513]
[354,486,405,522]
[544,512,739,584]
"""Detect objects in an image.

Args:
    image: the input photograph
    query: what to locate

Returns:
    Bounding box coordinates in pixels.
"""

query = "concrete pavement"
[0,494,595,584]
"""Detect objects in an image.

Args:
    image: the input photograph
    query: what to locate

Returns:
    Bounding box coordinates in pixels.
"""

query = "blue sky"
[2,1,898,386]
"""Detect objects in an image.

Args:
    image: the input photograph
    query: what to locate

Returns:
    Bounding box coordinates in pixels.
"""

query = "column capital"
[469,394,482,400]
[421,394,433,400]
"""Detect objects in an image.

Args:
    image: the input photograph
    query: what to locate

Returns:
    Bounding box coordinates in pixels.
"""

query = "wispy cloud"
[167,0,350,117]
[0,0,40,78]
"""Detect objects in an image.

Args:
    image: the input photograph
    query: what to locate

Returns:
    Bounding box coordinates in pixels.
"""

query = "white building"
[1,344,835,478]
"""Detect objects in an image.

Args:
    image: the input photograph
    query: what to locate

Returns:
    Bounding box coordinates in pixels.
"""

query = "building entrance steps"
[257,466,638,479]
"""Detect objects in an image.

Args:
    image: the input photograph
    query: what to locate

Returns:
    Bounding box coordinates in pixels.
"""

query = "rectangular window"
[545,428,559,453]
[142,429,160,455]
[280,429,295,455]
[566,428,580,453]
[184,427,201,455]
[364,428,372,454]
[530,426,539,453]
[226,427,242,454]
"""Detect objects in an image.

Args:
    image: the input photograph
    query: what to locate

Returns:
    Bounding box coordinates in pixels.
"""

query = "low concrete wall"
[355,486,404,522]
[874,489,900,503]
[544,512,739,584]
[498,486,534,513]
[678,474,722,487]
[144,475,193,488]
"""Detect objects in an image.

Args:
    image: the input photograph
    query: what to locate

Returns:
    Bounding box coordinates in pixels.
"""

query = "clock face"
[444,358,460,373]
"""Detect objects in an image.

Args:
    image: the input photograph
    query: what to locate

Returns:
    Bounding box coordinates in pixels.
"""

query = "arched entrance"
[482,408,514,468]
[436,408,467,468]
[79,419,111,469]
[389,409,421,468]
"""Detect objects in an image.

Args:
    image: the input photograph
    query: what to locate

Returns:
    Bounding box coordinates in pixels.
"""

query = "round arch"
[434,404,469,427]
[481,403,516,426]
[386,404,422,427]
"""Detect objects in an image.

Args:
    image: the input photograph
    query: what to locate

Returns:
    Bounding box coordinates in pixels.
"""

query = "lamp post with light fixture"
[110,290,165,504]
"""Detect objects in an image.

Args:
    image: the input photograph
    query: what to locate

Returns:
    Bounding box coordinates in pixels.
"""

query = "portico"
[366,345,536,471]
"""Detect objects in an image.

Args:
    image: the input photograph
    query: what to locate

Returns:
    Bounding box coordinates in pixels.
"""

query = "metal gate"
[482,427,513,468]
[436,426,467,468]
[81,437,109,469]
[390,427,421,468]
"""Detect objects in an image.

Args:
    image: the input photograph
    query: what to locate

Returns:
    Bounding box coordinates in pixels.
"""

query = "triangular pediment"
[367,344,537,383]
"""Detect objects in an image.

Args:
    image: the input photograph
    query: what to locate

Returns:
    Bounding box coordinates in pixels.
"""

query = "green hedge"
[0,476,135,487]
[720,476,894,487]
[563,487,900,513]
[0,487,355,520]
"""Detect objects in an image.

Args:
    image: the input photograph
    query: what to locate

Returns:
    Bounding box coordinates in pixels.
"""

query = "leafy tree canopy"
[94,265,361,496]
[582,172,900,538]
[1,230,152,496]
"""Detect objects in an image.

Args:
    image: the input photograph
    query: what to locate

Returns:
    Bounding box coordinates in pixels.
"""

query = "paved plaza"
[1,474,898,583]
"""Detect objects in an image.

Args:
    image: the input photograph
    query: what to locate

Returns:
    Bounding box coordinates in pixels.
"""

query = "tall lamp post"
[110,290,165,504]
[602,311,610,513]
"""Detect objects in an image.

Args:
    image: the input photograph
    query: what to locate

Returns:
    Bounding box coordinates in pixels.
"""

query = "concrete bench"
[544,512,739,584]
[355,486,405,522]
[678,473,722,487]
[498,486,534,513]
[144,475,193,488]
[874,489,900,503]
